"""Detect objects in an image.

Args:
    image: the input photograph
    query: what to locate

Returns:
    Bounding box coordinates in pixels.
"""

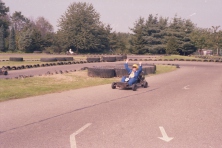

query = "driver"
[121,59,142,86]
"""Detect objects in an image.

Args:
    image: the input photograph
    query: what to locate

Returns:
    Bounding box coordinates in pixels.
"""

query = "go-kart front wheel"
[132,84,137,91]
[111,82,116,89]
[143,81,148,88]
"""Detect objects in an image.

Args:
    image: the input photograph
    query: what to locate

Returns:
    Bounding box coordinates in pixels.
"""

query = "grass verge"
[0,65,177,102]
[162,55,200,60]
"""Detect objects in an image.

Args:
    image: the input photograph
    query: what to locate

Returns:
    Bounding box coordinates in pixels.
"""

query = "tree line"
[0,0,221,55]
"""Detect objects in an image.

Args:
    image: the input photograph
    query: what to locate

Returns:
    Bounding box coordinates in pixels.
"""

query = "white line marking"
[70,123,92,148]
[183,85,190,90]
[158,126,174,142]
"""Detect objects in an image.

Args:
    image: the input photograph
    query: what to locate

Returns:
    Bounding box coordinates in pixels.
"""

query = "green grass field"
[0,65,176,102]
[162,55,200,60]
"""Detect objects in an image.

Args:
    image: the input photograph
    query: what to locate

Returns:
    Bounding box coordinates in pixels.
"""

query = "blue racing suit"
[121,63,142,86]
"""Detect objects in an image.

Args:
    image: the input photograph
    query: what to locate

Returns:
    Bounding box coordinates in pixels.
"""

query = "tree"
[166,36,179,54]
[0,0,9,17]
[11,11,29,31]
[9,26,15,51]
[35,17,53,37]
[130,17,146,54]
[58,2,110,53]
[0,0,9,29]
[0,25,5,51]
[18,28,33,52]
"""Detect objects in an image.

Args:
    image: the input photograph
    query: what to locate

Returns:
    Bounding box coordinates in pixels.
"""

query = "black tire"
[86,57,100,62]
[114,68,128,77]
[112,82,116,89]
[64,57,74,61]
[88,67,115,78]
[40,58,57,62]
[116,56,124,61]
[102,56,116,62]
[9,57,23,61]
[55,57,66,61]
[143,81,148,88]
[132,84,137,91]
[4,71,8,75]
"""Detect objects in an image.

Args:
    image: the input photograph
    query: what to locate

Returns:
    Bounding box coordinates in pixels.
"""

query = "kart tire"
[132,84,137,91]
[112,82,116,89]
[143,81,148,88]
[4,71,8,75]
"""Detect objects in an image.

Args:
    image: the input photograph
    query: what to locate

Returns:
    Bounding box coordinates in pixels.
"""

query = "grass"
[0,61,47,67]
[162,55,200,60]
[154,65,177,75]
[0,53,86,61]
[0,65,177,102]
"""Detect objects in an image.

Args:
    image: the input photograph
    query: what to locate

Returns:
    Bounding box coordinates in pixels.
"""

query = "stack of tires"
[102,56,116,62]
[86,57,100,63]
[88,67,115,78]
[9,57,23,61]
[40,57,74,62]
[87,64,156,78]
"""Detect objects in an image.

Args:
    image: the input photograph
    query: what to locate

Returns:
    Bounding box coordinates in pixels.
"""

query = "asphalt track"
[0,61,222,148]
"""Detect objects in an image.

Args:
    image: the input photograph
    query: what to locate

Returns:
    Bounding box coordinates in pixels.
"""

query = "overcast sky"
[4,0,222,32]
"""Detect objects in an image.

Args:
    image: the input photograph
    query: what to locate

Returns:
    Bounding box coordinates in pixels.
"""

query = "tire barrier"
[122,55,127,60]
[64,57,74,61]
[87,57,100,62]
[102,56,116,62]
[9,57,23,61]
[55,57,66,61]
[114,68,129,77]
[88,67,116,78]
[40,58,57,62]
[88,65,156,78]
[115,56,124,61]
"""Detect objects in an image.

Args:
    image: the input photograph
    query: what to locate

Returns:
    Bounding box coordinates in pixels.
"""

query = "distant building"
[200,49,213,55]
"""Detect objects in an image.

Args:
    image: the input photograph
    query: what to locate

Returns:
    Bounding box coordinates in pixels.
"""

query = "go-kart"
[111,72,148,91]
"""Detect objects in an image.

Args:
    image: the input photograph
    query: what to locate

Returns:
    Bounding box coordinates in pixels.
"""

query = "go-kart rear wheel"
[132,84,137,91]
[143,81,148,88]
[111,82,116,89]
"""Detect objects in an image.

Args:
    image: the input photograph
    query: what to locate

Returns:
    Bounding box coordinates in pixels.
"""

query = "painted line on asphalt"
[158,126,174,142]
[70,123,92,148]
[183,85,190,90]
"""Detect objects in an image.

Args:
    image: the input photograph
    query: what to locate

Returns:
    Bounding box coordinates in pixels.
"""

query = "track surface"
[0,61,222,148]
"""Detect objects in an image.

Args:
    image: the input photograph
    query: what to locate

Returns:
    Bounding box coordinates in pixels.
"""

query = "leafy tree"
[0,25,5,51]
[11,11,29,31]
[58,2,110,53]
[109,32,127,54]
[130,17,146,54]
[18,28,33,52]
[190,28,209,51]
[35,17,53,37]
[0,0,9,29]
[166,36,179,54]
[165,16,196,55]
[9,26,15,51]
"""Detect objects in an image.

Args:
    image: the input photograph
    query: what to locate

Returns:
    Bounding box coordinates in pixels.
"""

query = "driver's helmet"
[132,64,138,69]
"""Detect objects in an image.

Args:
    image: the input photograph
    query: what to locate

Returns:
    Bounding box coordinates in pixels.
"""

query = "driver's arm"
[125,59,131,73]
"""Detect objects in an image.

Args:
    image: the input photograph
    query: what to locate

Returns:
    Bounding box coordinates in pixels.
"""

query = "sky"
[4,0,222,32]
